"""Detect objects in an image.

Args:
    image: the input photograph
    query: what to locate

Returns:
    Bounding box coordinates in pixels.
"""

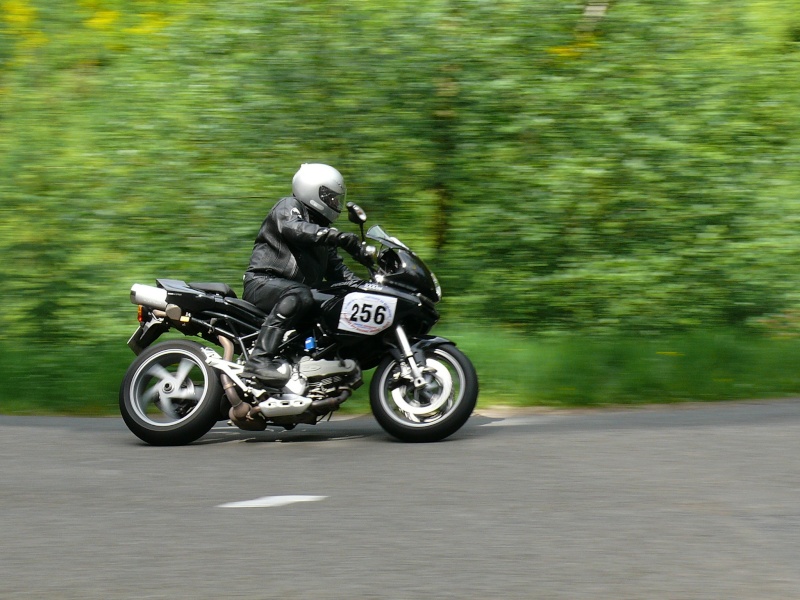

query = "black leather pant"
[243,274,314,330]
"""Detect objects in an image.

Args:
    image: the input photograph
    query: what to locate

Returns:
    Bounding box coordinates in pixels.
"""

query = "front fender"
[384,335,455,366]
[411,335,454,352]
[409,335,454,366]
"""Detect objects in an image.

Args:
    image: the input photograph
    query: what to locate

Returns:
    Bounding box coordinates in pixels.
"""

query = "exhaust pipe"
[218,336,267,432]
[229,402,268,431]
[130,284,168,310]
[311,390,351,415]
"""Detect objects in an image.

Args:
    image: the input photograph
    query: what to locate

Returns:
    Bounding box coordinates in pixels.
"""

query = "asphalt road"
[2,400,800,599]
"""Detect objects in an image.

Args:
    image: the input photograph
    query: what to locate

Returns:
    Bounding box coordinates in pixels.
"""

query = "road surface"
[2,400,799,599]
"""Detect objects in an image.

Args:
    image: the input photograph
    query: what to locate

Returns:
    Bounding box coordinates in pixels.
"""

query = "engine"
[286,357,362,400]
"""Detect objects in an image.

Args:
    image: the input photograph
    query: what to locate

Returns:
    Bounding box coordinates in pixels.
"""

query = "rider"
[241,163,363,385]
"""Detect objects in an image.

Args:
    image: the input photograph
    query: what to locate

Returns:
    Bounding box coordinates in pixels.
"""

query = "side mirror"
[347,202,368,225]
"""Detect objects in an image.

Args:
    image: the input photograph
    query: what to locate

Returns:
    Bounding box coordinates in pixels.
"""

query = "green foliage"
[2,0,800,349]
[3,327,800,415]
[450,325,800,407]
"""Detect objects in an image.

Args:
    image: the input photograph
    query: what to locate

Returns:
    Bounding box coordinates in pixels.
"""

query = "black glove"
[316,227,341,245]
[353,244,375,268]
[336,232,362,256]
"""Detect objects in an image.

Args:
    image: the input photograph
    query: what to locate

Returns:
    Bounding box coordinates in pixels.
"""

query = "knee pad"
[269,287,313,327]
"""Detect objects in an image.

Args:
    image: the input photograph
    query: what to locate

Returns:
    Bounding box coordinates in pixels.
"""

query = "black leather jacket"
[246,196,359,286]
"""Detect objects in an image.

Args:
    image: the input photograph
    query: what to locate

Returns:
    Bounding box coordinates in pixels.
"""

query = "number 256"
[350,303,387,324]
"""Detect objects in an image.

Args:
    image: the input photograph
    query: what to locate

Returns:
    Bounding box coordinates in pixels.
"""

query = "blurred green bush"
[4,327,800,415]
[2,0,800,348]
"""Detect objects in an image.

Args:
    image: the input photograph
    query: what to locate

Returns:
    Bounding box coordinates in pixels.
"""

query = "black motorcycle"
[120,203,478,445]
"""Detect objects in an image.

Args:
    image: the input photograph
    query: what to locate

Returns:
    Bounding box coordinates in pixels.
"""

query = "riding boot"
[242,325,291,386]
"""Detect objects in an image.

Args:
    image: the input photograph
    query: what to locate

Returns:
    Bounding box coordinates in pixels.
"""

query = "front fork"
[394,326,429,389]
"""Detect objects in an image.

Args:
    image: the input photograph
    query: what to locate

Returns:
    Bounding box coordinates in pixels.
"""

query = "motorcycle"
[120,203,478,445]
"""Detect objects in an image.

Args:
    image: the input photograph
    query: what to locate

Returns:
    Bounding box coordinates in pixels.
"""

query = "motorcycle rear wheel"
[370,344,478,442]
[119,340,222,446]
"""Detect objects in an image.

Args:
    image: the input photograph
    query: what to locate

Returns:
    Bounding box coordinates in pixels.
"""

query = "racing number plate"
[338,293,398,335]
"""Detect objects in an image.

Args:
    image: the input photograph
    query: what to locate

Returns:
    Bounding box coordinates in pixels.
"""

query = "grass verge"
[447,326,800,408]
[1,327,799,416]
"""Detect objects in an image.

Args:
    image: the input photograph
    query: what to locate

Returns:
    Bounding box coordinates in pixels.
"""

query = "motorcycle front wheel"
[119,340,222,446]
[370,343,478,442]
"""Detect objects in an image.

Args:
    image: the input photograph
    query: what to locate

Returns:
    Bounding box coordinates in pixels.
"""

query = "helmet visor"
[319,186,345,214]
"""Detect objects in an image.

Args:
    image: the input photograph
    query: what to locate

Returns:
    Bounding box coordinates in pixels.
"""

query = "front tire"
[120,340,222,446]
[370,344,478,442]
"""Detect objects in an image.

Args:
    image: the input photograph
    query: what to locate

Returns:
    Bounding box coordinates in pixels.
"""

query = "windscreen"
[366,225,410,250]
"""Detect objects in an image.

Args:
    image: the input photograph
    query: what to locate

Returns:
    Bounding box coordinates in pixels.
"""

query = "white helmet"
[291,163,346,224]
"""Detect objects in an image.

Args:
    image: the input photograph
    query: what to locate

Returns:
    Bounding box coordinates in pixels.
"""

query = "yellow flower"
[85,9,119,30]
[2,0,47,49]
[126,13,169,35]
[545,35,598,60]
[546,45,582,59]
[2,0,36,28]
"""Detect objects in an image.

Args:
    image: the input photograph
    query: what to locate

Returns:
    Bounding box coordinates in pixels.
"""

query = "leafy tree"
[1,0,800,343]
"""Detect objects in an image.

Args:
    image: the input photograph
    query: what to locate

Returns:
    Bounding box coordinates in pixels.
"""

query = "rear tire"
[119,340,222,446]
[370,344,478,442]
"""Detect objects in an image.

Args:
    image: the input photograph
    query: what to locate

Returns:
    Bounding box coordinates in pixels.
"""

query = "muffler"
[130,284,168,310]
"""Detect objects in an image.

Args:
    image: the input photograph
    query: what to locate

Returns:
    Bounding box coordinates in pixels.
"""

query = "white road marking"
[480,415,565,427]
[217,495,327,508]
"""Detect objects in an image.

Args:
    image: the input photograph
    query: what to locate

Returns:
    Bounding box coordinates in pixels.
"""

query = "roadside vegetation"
[2,1,800,414]
[3,326,800,416]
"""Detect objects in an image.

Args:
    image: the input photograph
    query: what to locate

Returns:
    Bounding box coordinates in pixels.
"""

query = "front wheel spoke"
[401,409,421,423]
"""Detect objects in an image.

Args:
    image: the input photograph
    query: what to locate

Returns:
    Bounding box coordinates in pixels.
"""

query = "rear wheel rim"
[129,348,209,427]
